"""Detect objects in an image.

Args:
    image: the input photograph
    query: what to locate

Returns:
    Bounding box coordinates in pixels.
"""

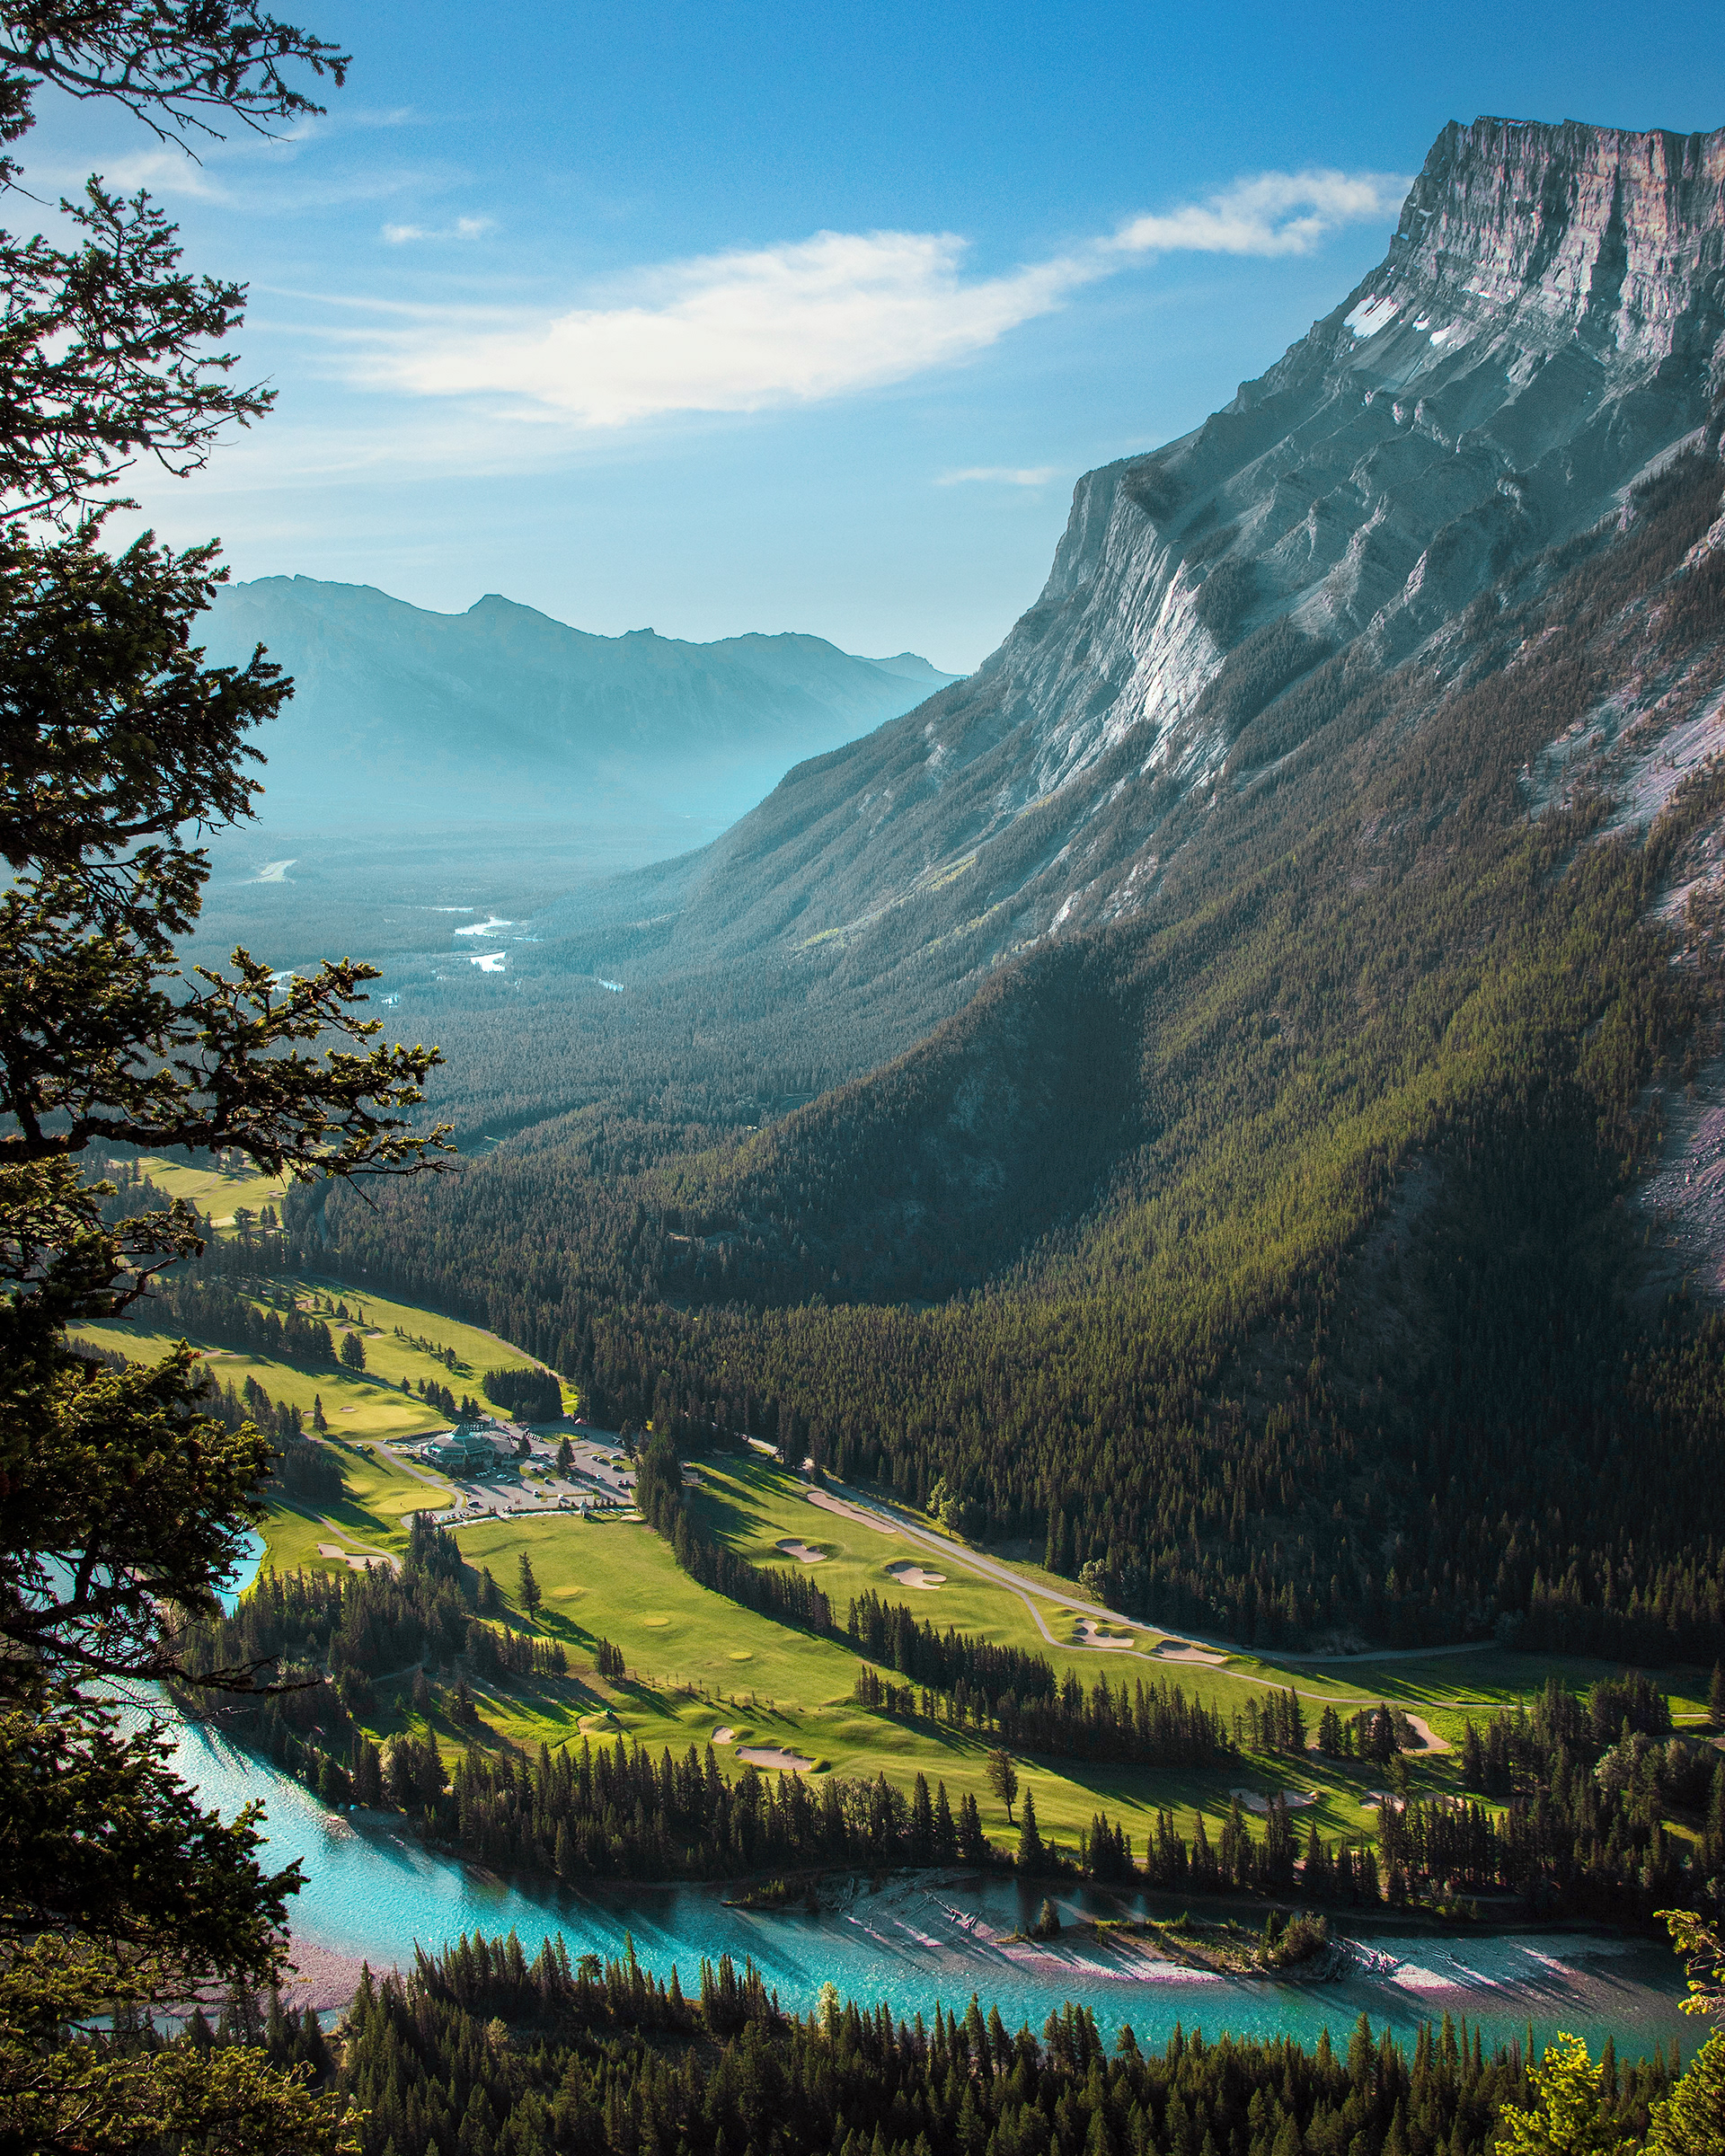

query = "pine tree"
[1015,1789,1044,1872]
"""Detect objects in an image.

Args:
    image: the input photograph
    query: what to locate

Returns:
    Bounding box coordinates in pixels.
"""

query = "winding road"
[809,1479,1502,1722]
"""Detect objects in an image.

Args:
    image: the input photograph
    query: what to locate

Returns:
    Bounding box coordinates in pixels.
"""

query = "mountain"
[315,115,1725,1661]
[547,117,1725,992]
[195,576,961,830]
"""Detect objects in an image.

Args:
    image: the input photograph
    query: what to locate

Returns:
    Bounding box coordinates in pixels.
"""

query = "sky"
[25,0,1725,671]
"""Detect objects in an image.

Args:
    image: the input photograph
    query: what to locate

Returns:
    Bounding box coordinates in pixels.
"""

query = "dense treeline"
[173,1521,562,1812]
[449,1728,995,1882]
[205,1370,344,1507]
[175,1931,1694,2156]
[846,1590,1229,1765]
[636,1429,831,1633]
[309,455,1725,1659]
[146,1272,343,1369]
[1435,1675,1725,1922]
[482,1365,564,1420]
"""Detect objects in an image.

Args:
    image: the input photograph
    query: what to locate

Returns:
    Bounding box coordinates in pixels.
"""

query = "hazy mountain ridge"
[197,575,961,829]
[553,117,1725,994]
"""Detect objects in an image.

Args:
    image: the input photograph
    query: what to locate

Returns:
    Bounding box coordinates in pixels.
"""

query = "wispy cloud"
[1106,169,1405,258]
[382,214,495,244]
[330,165,1412,430]
[361,229,1084,425]
[938,465,1059,487]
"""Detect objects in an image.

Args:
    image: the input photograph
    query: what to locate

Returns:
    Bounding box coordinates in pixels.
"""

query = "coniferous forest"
[276,453,1725,1665]
[112,1932,1725,2156]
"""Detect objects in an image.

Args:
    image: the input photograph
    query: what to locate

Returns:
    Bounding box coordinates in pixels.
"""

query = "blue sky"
[28,1,1725,669]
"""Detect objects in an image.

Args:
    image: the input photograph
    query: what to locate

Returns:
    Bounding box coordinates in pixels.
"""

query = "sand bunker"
[886,1559,946,1589]
[1074,1616,1136,1646]
[1401,1713,1451,1754]
[775,1538,827,1564]
[1154,1641,1229,1665]
[1229,1786,1319,1815]
[712,1727,736,1744]
[316,1542,386,1574]
[807,1488,897,1535]
[738,1745,815,1772]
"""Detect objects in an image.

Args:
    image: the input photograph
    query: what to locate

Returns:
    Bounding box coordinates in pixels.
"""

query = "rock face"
[586,116,1725,983]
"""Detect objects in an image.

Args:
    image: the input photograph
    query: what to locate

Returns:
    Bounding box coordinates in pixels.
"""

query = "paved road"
[817,1477,1506,1711]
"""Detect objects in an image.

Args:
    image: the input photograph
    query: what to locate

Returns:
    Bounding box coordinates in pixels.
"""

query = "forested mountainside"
[289,119,1725,1659]
[197,576,959,829]
[311,439,1725,1657]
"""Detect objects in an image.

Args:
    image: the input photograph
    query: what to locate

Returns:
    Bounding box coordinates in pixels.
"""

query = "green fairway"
[319,1456,1468,1856]
[74,1268,562,1451]
[113,1270,1714,1867]
[73,1317,450,1445]
[121,1150,296,1226]
[286,1276,562,1405]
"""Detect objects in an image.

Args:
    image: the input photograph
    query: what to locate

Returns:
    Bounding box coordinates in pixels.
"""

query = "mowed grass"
[73,1316,450,1445]
[135,1272,1713,1864]
[285,1276,562,1406]
[688,1457,1073,1662]
[262,1443,454,1579]
[74,1268,562,1457]
[126,1150,296,1226]
[402,1463,1478,1854]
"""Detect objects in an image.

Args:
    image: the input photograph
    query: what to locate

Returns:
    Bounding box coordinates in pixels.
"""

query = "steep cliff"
[555,116,1725,990]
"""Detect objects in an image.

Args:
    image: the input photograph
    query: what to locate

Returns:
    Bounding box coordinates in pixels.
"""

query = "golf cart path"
[815,1479,1497,1719]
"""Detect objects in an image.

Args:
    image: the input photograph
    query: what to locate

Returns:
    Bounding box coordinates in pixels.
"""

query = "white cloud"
[1107,168,1409,259]
[334,164,1412,430]
[382,214,495,244]
[365,229,1084,424]
[937,465,1059,487]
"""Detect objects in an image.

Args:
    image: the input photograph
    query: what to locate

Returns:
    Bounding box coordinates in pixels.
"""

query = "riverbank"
[148,1705,1694,2061]
[280,1937,388,2013]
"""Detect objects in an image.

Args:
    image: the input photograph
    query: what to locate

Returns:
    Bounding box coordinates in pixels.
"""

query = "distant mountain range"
[196,576,961,831]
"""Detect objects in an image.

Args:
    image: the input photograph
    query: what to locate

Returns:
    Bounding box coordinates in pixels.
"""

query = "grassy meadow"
[74,1263,1719,1868]
[257,1414,1723,1865]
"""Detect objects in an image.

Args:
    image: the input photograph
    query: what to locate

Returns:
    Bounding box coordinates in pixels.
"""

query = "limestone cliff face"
[553,116,1725,984]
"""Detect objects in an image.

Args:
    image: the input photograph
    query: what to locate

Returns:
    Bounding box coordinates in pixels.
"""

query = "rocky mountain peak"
[567,115,1725,1014]
[1387,116,1725,361]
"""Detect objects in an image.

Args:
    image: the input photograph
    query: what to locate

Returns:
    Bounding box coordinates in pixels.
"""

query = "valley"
[119,119,1725,1971]
[109,1248,1719,1927]
[22,33,1725,2151]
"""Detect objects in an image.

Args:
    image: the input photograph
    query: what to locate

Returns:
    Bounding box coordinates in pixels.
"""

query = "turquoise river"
[155,1692,1694,2063]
